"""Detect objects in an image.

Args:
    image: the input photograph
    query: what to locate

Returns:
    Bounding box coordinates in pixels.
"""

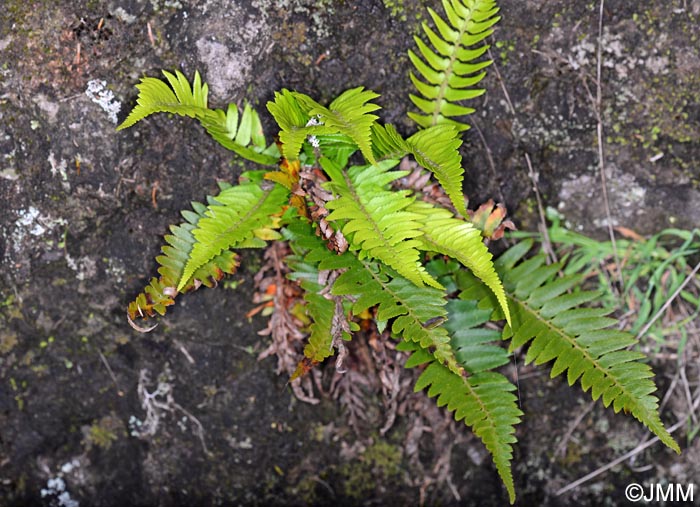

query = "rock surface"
[1,0,698,506]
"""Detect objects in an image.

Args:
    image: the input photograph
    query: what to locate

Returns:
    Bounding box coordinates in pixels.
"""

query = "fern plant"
[119,0,679,502]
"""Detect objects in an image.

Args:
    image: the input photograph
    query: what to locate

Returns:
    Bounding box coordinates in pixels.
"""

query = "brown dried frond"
[394,157,457,212]
[331,369,373,431]
[299,166,348,253]
[255,244,304,368]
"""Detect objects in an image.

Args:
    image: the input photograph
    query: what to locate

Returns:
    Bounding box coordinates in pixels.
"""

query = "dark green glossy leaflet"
[459,239,680,454]
[283,220,461,373]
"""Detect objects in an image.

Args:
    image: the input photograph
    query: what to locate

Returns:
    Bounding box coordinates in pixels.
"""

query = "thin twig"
[593,0,624,291]
[472,121,508,207]
[679,362,699,426]
[524,152,557,265]
[488,48,555,262]
[147,21,156,47]
[556,391,700,497]
[553,401,596,458]
[629,368,680,466]
[173,339,196,365]
[97,350,124,396]
[487,48,515,115]
[555,418,684,496]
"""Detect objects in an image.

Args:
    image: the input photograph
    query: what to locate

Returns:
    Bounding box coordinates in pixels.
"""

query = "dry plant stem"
[488,48,555,263]
[635,259,700,341]
[555,421,683,496]
[173,339,196,364]
[556,391,700,497]
[553,401,596,459]
[630,346,692,467]
[626,371,678,468]
[593,0,624,291]
[97,349,123,396]
[658,369,682,414]
[680,362,699,426]
[309,476,336,498]
[487,48,515,115]
[527,7,623,278]
[471,121,508,209]
[524,152,557,265]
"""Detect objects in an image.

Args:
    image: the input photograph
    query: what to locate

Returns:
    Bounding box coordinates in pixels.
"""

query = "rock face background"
[1,0,698,506]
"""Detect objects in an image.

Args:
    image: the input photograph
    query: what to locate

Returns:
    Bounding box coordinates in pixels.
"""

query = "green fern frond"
[302,292,338,361]
[371,123,410,161]
[446,299,509,373]
[371,123,468,217]
[293,87,381,165]
[380,274,458,370]
[267,89,316,161]
[285,255,339,362]
[462,240,679,453]
[407,124,467,216]
[322,157,442,290]
[117,70,208,129]
[127,199,239,321]
[284,221,461,373]
[303,133,359,167]
[267,87,381,164]
[399,340,521,504]
[411,200,510,325]
[118,70,278,166]
[198,103,280,166]
[335,263,458,371]
[127,277,177,321]
[408,0,500,131]
[178,181,289,291]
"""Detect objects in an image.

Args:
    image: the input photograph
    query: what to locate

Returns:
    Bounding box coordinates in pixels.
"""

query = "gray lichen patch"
[251,0,337,39]
[180,1,275,101]
[85,80,122,124]
[195,38,256,101]
[33,94,60,125]
[4,204,68,282]
[557,169,649,229]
